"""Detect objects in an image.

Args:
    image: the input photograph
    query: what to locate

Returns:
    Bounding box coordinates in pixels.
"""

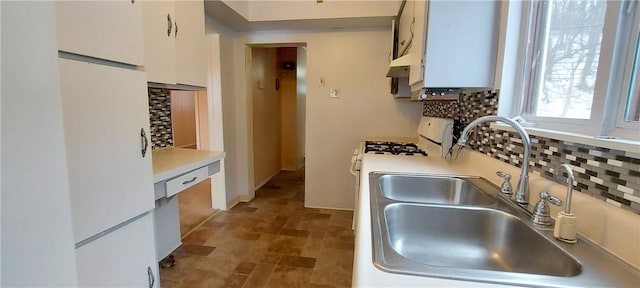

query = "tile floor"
[160,168,355,288]
[178,178,217,236]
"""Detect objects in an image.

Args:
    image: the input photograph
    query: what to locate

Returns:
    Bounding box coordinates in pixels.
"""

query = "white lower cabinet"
[76,213,158,288]
[154,196,182,260]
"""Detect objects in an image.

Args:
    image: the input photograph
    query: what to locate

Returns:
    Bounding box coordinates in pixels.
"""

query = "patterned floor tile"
[159,168,354,287]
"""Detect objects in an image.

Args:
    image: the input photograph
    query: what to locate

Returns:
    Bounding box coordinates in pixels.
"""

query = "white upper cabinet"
[409,0,499,90]
[55,1,144,66]
[59,58,155,243]
[397,0,415,57]
[143,0,207,87]
[175,0,207,87]
[408,0,427,86]
[143,0,177,84]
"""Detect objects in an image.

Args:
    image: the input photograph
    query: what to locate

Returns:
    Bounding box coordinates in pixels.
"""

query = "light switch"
[330,88,338,98]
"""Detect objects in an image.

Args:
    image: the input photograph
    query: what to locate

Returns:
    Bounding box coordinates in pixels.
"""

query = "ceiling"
[204,0,397,32]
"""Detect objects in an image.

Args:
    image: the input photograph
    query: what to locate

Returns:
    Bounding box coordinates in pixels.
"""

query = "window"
[518,0,640,139]
[525,0,606,119]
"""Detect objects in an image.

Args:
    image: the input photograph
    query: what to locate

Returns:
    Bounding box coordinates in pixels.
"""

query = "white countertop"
[151,147,225,183]
[352,153,517,288]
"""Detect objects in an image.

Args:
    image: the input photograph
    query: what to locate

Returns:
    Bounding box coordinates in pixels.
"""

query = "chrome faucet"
[457,115,532,204]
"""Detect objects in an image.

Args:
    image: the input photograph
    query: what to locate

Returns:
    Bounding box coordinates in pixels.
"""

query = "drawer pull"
[182,177,197,185]
[147,266,155,288]
[140,128,149,158]
[167,14,172,37]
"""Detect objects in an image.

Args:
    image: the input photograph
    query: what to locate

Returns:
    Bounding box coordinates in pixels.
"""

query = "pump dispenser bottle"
[553,164,578,244]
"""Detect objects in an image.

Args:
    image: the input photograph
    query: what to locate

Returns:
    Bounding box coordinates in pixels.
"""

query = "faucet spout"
[554,164,575,214]
[457,115,532,204]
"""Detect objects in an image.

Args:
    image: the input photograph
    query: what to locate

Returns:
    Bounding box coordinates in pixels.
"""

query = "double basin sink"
[370,172,640,287]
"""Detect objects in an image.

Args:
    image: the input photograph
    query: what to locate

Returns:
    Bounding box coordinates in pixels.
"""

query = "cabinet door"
[175,0,207,87]
[143,0,177,84]
[423,1,498,87]
[397,0,414,57]
[409,0,427,87]
[76,213,158,287]
[59,58,154,243]
[56,1,144,66]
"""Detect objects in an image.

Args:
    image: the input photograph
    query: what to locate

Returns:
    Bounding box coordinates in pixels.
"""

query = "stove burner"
[364,141,427,156]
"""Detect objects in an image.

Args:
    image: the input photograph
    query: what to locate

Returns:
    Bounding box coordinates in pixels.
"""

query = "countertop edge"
[152,147,226,183]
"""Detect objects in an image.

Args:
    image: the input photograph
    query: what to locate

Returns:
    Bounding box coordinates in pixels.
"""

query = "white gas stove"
[349,116,455,230]
[363,141,428,156]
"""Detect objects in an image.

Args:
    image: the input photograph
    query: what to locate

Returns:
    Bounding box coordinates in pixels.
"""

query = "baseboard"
[253,170,279,191]
[304,204,355,212]
[226,196,239,210]
[238,195,253,202]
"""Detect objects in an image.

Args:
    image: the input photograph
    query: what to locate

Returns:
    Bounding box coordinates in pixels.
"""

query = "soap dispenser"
[553,164,578,244]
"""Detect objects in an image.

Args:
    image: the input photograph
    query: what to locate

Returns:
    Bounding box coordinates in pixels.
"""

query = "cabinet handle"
[167,14,172,37]
[182,176,197,185]
[174,21,178,38]
[147,266,155,288]
[140,128,149,158]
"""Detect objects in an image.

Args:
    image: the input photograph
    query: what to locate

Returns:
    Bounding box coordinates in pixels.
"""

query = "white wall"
[205,16,252,206]
[235,29,424,209]
[1,1,78,286]
[205,18,423,210]
[204,30,229,209]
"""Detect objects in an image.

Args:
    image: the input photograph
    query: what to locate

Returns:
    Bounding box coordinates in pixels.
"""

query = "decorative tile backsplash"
[148,88,173,149]
[423,90,640,214]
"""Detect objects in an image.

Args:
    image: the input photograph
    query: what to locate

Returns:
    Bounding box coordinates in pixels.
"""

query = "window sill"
[490,123,640,155]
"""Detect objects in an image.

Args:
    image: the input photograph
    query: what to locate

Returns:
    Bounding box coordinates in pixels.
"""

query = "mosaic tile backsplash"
[423,90,640,214]
[148,88,173,149]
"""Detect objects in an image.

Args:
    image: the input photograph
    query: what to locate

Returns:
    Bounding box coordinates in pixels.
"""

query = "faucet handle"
[496,171,511,179]
[496,171,513,195]
[547,193,563,206]
[532,192,562,226]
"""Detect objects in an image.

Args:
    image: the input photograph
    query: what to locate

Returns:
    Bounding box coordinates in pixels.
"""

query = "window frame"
[613,1,640,130]
[511,0,640,141]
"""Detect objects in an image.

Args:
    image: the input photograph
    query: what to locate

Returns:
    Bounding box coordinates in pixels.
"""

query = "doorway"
[249,45,307,193]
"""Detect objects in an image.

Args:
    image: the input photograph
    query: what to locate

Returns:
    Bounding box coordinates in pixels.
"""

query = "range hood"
[386,54,411,77]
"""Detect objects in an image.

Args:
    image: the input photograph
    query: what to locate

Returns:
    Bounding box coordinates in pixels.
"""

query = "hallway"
[160,169,355,288]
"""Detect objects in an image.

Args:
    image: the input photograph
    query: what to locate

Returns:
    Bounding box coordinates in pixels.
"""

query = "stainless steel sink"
[383,204,581,276]
[369,172,640,287]
[377,174,494,206]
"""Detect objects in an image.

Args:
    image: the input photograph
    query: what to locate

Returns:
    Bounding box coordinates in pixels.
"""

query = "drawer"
[165,166,208,197]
